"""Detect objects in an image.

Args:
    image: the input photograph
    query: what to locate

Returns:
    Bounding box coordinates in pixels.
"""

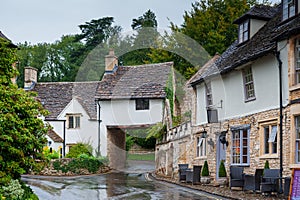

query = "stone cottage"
[156,1,300,184]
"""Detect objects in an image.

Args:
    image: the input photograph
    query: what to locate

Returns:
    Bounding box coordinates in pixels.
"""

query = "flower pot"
[217,177,228,187]
[201,176,211,184]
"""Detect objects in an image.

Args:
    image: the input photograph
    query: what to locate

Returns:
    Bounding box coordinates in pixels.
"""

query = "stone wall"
[37,158,110,176]
[156,107,294,182]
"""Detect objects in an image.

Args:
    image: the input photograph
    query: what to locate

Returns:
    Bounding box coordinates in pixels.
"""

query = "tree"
[119,10,159,65]
[173,0,258,56]
[0,38,49,185]
[76,17,121,50]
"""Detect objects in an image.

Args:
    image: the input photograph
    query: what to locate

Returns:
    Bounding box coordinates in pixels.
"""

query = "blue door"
[216,135,226,179]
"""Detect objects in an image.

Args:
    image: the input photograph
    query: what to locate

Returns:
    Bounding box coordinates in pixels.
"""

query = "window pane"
[264,127,269,154]
[297,141,300,163]
[68,116,74,128]
[75,116,80,128]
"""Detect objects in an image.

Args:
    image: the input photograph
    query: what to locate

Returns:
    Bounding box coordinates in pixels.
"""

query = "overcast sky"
[1,0,280,45]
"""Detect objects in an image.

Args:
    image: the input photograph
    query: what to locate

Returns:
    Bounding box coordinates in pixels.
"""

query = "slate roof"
[96,62,173,100]
[47,129,63,143]
[190,4,293,86]
[33,82,99,120]
[233,4,278,24]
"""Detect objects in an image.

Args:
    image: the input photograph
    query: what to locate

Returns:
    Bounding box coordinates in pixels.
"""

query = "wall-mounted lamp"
[219,131,228,146]
[48,141,52,146]
[201,129,207,138]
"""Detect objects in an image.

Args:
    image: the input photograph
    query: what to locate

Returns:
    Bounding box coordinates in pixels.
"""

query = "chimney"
[24,67,38,90]
[105,49,118,74]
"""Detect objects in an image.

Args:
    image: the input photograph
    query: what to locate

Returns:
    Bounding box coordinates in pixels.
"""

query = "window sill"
[289,164,300,169]
[289,84,300,92]
[195,156,207,160]
[259,154,278,159]
[244,97,256,103]
[230,163,250,167]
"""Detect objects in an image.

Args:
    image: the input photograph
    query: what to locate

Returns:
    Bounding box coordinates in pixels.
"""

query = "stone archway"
[107,128,126,170]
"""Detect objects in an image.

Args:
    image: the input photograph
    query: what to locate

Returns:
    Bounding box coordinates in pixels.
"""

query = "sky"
[1,0,280,45]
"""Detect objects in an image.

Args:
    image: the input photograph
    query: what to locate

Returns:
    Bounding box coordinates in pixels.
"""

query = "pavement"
[150,173,288,200]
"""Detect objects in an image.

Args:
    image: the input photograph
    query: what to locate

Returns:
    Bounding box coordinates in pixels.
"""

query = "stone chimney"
[24,67,38,90]
[105,49,118,74]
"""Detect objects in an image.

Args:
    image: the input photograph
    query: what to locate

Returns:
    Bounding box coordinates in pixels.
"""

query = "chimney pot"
[105,49,118,74]
[24,67,38,89]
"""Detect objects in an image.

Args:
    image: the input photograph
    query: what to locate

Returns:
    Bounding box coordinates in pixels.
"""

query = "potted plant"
[201,160,211,184]
[217,160,228,186]
[263,160,270,175]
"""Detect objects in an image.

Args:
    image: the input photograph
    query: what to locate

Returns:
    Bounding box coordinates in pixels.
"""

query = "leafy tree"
[76,17,121,50]
[0,38,49,184]
[172,0,259,56]
[119,10,159,65]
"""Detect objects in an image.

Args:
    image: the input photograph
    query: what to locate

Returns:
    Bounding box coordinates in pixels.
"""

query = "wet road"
[22,161,226,200]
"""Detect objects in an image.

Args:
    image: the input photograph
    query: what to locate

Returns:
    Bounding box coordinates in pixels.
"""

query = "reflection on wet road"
[22,160,226,200]
[23,173,225,200]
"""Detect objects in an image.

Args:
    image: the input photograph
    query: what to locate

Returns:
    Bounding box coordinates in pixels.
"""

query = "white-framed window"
[295,116,300,163]
[243,66,255,101]
[67,114,81,129]
[262,124,278,155]
[205,82,213,108]
[135,99,149,110]
[231,127,250,165]
[196,136,206,157]
[283,0,296,21]
[238,20,249,43]
[295,38,300,84]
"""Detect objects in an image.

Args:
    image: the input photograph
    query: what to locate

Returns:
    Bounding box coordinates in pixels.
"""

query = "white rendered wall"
[196,54,289,124]
[48,98,98,155]
[98,99,164,156]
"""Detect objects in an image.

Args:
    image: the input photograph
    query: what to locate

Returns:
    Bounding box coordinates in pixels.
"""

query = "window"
[243,66,255,101]
[205,82,213,107]
[283,0,296,21]
[263,125,278,155]
[67,115,80,129]
[295,39,300,84]
[231,128,249,165]
[135,99,149,110]
[295,116,300,163]
[238,20,249,43]
[196,136,206,157]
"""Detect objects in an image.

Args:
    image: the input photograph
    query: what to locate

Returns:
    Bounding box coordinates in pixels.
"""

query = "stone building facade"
[156,2,300,183]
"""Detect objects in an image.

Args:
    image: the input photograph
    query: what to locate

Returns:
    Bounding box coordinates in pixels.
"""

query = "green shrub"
[201,161,209,176]
[51,157,106,174]
[66,143,92,158]
[126,135,135,151]
[218,161,227,177]
[2,179,24,199]
[43,146,60,160]
[264,160,270,169]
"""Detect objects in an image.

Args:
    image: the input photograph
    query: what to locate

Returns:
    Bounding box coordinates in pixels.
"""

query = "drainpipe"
[97,100,102,156]
[276,51,283,194]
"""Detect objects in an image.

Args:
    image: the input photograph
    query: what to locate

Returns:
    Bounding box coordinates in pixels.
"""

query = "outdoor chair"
[244,168,264,192]
[260,169,280,194]
[230,166,245,190]
[192,165,202,184]
[178,164,189,182]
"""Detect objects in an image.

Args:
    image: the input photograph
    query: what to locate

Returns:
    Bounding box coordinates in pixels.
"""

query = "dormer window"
[283,0,296,21]
[238,20,249,44]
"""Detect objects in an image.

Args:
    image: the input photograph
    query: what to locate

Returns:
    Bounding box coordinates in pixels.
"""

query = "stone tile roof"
[47,129,63,143]
[33,82,99,120]
[96,62,173,100]
[190,4,289,85]
[233,4,278,24]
